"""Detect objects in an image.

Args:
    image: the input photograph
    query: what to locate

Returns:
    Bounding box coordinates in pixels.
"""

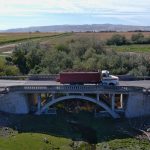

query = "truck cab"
[101,70,119,85]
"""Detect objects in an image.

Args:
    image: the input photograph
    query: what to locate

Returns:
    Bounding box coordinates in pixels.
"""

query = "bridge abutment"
[0,92,29,114]
[125,92,150,118]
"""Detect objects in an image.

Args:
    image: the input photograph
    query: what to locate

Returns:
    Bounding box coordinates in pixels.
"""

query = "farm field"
[37,32,150,47]
[0,32,150,44]
[74,32,150,40]
[0,32,150,52]
[0,32,150,58]
[0,32,73,57]
[0,112,150,150]
[0,32,71,45]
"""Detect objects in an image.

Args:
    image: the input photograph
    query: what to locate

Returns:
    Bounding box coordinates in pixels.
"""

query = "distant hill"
[1,24,150,32]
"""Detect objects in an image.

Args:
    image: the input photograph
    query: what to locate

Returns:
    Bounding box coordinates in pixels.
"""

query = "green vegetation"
[0,133,150,150]
[97,139,150,150]
[9,39,150,76]
[0,112,150,150]
[0,133,72,150]
[0,32,150,76]
[109,44,150,52]
[0,57,19,75]
[106,33,150,45]
[106,34,129,45]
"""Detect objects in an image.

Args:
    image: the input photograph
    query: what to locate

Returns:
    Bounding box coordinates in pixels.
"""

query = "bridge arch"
[41,95,120,118]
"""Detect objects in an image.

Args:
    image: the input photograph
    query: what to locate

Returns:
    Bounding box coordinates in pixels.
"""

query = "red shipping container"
[59,72,101,84]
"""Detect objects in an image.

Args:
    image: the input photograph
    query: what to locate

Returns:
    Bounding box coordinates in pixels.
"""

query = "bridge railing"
[7,85,145,93]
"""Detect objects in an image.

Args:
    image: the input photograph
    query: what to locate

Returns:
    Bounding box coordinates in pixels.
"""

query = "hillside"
[1,24,150,33]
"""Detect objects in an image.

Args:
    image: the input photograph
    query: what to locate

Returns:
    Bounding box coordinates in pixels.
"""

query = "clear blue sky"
[0,0,150,30]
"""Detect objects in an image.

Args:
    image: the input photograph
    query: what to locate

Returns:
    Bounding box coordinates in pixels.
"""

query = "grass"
[109,44,150,53]
[0,133,72,150]
[0,133,149,150]
[97,138,150,150]
[72,32,150,41]
[0,32,72,45]
[0,112,150,150]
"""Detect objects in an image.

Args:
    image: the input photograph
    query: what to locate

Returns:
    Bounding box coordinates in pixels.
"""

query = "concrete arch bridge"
[0,85,149,119]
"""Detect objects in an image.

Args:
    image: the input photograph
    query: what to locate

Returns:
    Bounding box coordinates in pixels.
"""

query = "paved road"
[119,80,150,88]
[0,80,149,88]
[0,80,60,87]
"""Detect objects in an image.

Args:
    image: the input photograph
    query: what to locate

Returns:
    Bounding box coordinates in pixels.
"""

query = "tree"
[41,49,73,74]
[56,44,70,54]
[131,33,145,44]
[0,58,20,76]
[26,48,44,69]
[12,43,30,74]
[12,41,43,74]
[106,34,128,45]
[5,65,20,76]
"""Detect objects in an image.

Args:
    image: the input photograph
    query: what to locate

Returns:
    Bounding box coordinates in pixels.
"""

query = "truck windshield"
[102,72,109,77]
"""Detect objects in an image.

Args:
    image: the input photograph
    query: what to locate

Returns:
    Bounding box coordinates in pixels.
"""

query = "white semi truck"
[101,70,119,85]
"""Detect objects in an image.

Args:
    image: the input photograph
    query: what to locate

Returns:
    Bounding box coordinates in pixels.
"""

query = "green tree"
[26,48,44,69]
[131,33,145,44]
[0,58,20,76]
[5,65,20,75]
[12,43,29,74]
[42,49,73,74]
[107,34,128,45]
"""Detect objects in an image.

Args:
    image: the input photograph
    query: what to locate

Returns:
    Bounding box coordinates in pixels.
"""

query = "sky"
[0,0,150,30]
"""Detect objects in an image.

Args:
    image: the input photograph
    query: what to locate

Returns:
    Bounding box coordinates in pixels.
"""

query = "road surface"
[0,80,149,88]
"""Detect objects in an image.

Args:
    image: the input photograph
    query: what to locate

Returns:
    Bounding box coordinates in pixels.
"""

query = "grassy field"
[0,32,150,56]
[0,133,150,150]
[0,32,73,57]
[0,112,150,150]
[0,133,72,150]
[35,32,150,53]
[108,44,150,53]
[69,32,150,41]
[39,32,150,53]
[39,32,150,44]
[0,32,72,45]
[0,32,150,44]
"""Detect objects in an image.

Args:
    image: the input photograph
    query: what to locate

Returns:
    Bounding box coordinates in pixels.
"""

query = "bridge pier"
[111,94,115,111]
[37,94,41,114]
[120,94,123,109]
[97,94,99,101]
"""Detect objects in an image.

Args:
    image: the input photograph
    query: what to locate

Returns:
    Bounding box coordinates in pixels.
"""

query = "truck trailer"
[58,70,119,85]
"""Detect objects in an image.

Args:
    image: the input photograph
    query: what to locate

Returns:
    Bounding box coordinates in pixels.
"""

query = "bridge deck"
[0,80,149,88]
